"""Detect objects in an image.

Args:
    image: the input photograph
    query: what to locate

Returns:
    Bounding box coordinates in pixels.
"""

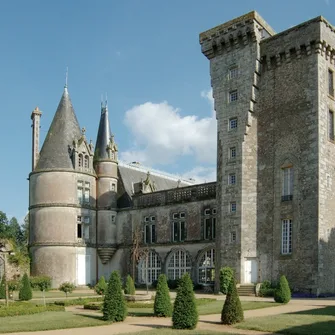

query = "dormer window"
[78,154,83,167]
[84,155,89,169]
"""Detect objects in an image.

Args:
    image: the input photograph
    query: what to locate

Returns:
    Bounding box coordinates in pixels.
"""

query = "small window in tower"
[77,215,82,223]
[230,231,237,243]
[229,118,238,130]
[229,66,239,79]
[229,173,236,185]
[77,224,82,238]
[229,147,237,159]
[229,90,238,103]
[111,183,116,191]
[78,154,83,168]
[84,155,89,169]
[329,110,334,141]
[329,69,334,96]
[230,202,237,213]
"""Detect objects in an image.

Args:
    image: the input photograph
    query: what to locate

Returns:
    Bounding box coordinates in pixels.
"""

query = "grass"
[121,331,236,335]
[0,311,108,333]
[127,299,278,317]
[236,306,335,335]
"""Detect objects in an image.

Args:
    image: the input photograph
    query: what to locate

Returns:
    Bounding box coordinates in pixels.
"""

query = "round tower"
[94,100,118,277]
[29,86,96,287]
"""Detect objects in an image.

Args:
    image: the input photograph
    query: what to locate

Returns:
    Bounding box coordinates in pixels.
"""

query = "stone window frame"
[229,90,238,103]
[281,164,293,201]
[143,215,156,244]
[230,201,237,213]
[228,173,236,185]
[171,211,186,242]
[281,219,292,255]
[230,231,237,243]
[229,146,237,160]
[329,68,334,97]
[229,117,238,131]
[228,65,239,80]
[329,110,334,141]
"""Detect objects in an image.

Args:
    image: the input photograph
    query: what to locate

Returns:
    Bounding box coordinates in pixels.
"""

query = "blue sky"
[0,0,333,222]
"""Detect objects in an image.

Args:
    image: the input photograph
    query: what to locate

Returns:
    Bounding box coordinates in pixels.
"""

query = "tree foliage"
[219,267,235,294]
[95,276,107,295]
[59,282,76,298]
[0,276,5,299]
[102,271,127,322]
[221,278,244,325]
[19,273,32,301]
[124,275,136,295]
[172,273,198,329]
[154,274,172,317]
[274,275,291,304]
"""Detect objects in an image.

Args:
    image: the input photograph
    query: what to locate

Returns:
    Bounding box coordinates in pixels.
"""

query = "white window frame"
[138,250,161,284]
[198,249,215,284]
[167,250,191,280]
[229,90,238,103]
[281,219,292,254]
[282,167,293,200]
[229,117,238,130]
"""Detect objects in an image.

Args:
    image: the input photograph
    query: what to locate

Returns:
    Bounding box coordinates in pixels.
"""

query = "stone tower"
[94,100,118,277]
[29,86,96,287]
[200,12,275,287]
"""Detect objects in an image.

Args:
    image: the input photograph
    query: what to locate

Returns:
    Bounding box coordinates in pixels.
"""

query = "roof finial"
[65,67,68,89]
[105,92,108,109]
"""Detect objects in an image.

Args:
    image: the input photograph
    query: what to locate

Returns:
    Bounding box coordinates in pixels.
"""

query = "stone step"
[237,285,255,296]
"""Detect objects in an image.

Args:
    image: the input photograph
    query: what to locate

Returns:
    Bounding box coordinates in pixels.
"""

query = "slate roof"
[35,87,82,170]
[94,104,111,161]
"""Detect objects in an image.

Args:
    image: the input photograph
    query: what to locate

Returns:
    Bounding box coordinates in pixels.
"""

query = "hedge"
[54,297,103,306]
[0,303,64,317]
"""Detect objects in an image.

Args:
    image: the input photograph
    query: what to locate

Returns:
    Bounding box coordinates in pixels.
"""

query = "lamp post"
[0,248,14,307]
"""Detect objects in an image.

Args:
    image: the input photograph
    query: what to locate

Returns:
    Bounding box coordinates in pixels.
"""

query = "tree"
[94,276,107,296]
[219,267,235,294]
[19,273,32,301]
[172,273,198,329]
[274,275,291,304]
[154,274,172,317]
[124,275,135,295]
[59,282,76,298]
[0,276,5,299]
[102,271,127,322]
[221,279,244,325]
[32,276,52,306]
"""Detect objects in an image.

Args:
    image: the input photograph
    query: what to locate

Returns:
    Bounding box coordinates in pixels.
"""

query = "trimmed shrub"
[259,280,275,297]
[54,297,103,306]
[221,279,244,325]
[167,279,180,290]
[274,275,291,304]
[154,274,172,317]
[95,276,107,296]
[30,276,52,290]
[172,273,198,329]
[59,282,76,298]
[219,267,235,294]
[0,303,64,317]
[102,271,127,322]
[124,275,136,295]
[19,273,32,301]
[8,280,19,293]
[0,276,5,299]
[84,302,102,310]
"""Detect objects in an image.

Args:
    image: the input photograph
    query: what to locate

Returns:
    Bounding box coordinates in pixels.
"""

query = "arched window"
[137,250,161,284]
[167,249,191,280]
[198,249,215,284]
[78,154,83,168]
[84,155,89,169]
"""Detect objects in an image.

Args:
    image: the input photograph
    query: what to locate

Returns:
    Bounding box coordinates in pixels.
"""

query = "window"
[198,249,215,284]
[180,212,185,219]
[78,154,83,167]
[111,183,116,191]
[282,219,292,254]
[77,181,83,203]
[77,216,89,240]
[230,202,237,213]
[83,216,90,224]
[84,155,89,169]
[230,231,237,243]
[144,216,156,244]
[137,250,161,284]
[329,69,334,96]
[229,90,238,102]
[172,213,179,220]
[229,66,238,79]
[229,173,236,185]
[204,217,216,240]
[204,208,211,216]
[229,118,238,130]
[172,212,186,242]
[78,181,90,204]
[229,147,236,159]
[329,110,334,141]
[282,167,293,201]
[77,224,82,238]
[84,182,90,203]
[212,208,216,215]
[167,250,191,280]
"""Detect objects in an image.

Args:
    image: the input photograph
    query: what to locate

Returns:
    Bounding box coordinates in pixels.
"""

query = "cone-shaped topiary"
[274,275,291,304]
[102,271,127,322]
[95,276,107,296]
[124,275,136,295]
[221,279,244,325]
[154,274,172,317]
[0,276,5,299]
[19,273,32,301]
[172,273,198,329]
[219,267,235,294]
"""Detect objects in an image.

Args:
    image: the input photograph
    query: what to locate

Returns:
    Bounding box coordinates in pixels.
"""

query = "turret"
[94,100,118,270]
[31,107,42,171]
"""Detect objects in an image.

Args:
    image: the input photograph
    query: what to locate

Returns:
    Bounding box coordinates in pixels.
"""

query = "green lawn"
[127,300,279,317]
[121,331,236,335]
[236,306,335,335]
[0,311,108,333]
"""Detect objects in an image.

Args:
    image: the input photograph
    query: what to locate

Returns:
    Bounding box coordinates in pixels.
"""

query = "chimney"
[31,107,42,170]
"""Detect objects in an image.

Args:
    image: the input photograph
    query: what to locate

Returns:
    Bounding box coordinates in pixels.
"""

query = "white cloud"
[121,91,217,166]
[181,166,216,183]
[201,89,215,117]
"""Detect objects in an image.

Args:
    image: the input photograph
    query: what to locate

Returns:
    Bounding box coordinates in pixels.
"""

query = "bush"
[167,279,180,290]
[219,267,235,294]
[19,273,32,301]
[102,271,127,322]
[95,276,107,296]
[8,280,19,293]
[274,275,291,304]
[221,278,244,325]
[0,303,64,317]
[84,302,102,310]
[0,276,5,299]
[154,274,172,317]
[172,273,198,329]
[259,280,275,297]
[30,276,52,291]
[124,275,136,295]
[59,282,76,298]
[54,297,103,306]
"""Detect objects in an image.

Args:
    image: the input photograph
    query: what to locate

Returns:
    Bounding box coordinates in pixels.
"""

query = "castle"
[29,11,335,295]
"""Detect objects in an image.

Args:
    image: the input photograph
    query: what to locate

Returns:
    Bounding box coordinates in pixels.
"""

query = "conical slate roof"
[94,103,111,161]
[35,87,82,170]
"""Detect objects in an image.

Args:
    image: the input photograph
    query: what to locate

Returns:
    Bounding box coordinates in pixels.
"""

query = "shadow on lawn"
[289,306,335,316]
[72,313,104,321]
[131,324,170,329]
[279,320,335,335]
